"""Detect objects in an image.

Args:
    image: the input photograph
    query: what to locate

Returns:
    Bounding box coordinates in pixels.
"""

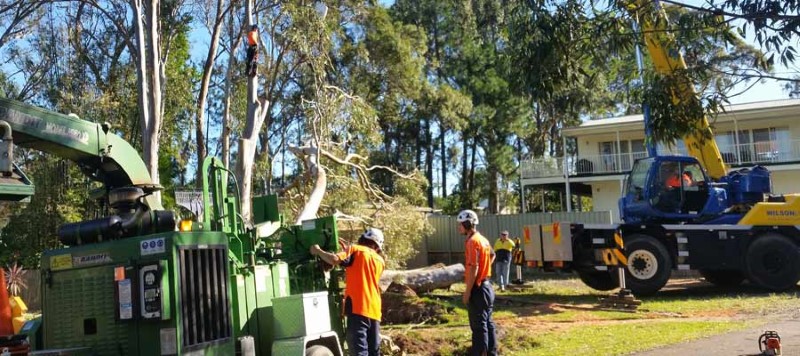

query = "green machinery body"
[0,99,346,355]
[35,219,342,356]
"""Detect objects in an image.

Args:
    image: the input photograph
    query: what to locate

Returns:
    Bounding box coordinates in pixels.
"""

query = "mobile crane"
[523,0,800,296]
[0,97,345,355]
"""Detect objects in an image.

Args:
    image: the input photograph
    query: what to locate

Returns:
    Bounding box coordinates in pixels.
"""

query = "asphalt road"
[636,319,800,356]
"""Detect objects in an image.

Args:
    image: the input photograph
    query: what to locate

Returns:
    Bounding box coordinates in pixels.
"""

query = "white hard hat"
[457,209,479,225]
[361,228,384,249]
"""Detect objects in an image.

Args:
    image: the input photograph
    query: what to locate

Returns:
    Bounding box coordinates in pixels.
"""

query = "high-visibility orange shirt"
[666,173,691,188]
[337,244,385,321]
[464,232,493,286]
[247,30,259,46]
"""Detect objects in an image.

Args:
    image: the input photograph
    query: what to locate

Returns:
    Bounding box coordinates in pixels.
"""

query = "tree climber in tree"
[246,25,259,77]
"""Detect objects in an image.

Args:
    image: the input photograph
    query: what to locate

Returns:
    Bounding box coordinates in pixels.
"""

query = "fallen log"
[380,263,465,294]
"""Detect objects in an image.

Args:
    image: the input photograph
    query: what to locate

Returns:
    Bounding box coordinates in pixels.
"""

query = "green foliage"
[159,18,197,203]
[301,160,429,269]
[0,157,90,268]
[0,0,790,270]
[714,0,799,67]
[602,2,771,144]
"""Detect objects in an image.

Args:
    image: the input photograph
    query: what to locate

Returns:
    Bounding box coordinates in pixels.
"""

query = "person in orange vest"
[457,209,497,356]
[663,162,692,189]
[665,172,692,188]
[311,228,386,356]
[245,25,259,77]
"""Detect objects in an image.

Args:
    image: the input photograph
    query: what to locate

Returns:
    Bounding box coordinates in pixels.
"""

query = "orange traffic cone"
[0,268,13,336]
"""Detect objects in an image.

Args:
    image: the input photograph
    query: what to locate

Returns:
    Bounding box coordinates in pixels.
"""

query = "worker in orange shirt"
[665,171,692,188]
[457,209,497,356]
[245,25,259,77]
[663,162,692,189]
[310,228,386,356]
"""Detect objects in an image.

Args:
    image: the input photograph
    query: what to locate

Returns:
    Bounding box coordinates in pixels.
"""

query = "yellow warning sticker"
[50,254,73,270]
[602,249,618,265]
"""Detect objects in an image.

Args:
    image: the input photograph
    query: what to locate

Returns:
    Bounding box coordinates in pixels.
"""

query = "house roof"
[564,99,800,137]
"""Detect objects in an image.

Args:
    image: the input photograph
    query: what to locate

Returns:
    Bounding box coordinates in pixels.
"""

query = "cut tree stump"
[381,282,449,325]
[380,263,464,294]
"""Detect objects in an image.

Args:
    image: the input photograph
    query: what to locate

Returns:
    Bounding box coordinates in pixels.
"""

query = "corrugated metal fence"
[425,211,612,265]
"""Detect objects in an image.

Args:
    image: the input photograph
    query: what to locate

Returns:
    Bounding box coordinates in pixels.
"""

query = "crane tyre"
[577,270,618,291]
[624,234,671,296]
[745,233,800,292]
[306,345,335,356]
[699,269,745,287]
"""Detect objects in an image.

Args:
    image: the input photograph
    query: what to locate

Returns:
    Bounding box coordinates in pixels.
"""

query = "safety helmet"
[360,228,384,249]
[457,209,479,226]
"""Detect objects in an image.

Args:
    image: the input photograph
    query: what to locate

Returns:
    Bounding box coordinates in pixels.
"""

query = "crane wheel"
[624,234,671,296]
[699,269,745,287]
[578,270,618,291]
[745,233,800,292]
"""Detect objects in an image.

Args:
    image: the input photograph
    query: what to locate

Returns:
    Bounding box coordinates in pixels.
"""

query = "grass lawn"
[382,273,800,355]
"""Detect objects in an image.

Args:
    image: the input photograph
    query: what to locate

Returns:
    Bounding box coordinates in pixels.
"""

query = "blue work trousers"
[468,280,497,356]
[346,313,381,356]
[495,259,511,289]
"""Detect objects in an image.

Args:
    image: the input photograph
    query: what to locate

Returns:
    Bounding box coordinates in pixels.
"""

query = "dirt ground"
[380,277,800,356]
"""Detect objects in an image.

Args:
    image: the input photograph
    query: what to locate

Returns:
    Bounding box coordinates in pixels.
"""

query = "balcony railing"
[521,139,800,179]
[720,139,800,166]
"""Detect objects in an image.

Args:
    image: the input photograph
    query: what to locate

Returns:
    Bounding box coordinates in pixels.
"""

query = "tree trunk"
[221,93,232,169]
[240,0,258,221]
[415,121,422,169]
[131,0,149,147]
[145,0,162,201]
[461,134,468,193]
[195,0,225,187]
[129,0,162,203]
[468,137,477,207]
[488,163,499,214]
[379,263,465,294]
[221,4,239,170]
[440,127,447,198]
[425,118,434,208]
[291,146,326,225]
[237,0,269,222]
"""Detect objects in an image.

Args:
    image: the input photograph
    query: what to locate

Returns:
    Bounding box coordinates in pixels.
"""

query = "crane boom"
[627,0,727,179]
[0,98,163,210]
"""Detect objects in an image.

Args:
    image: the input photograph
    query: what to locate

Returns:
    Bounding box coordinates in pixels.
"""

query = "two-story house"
[520,99,800,222]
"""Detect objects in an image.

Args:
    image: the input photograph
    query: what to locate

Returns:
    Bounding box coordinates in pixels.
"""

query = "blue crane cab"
[619,156,772,225]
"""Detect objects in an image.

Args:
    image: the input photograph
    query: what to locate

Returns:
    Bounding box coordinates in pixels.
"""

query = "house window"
[599,139,651,172]
[656,140,686,155]
[718,127,789,164]
[599,141,618,171]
